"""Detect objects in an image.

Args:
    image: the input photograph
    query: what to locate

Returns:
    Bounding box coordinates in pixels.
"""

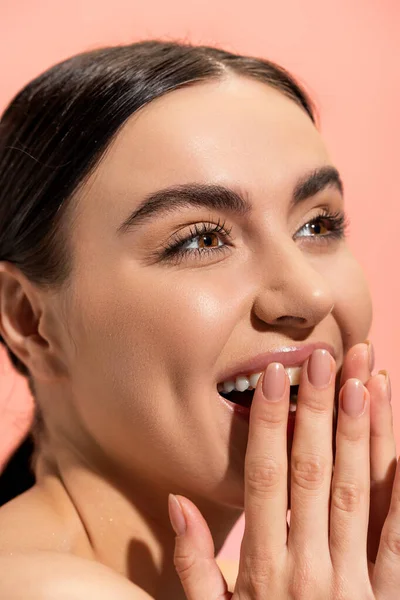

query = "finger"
[240,363,289,572]
[333,343,371,464]
[366,371,397,562]
[168,494,232,600]
[288,349,335,558]
[329,379,370,574]
[368,372,396,485]
[339,341,373,388]
[372,456,400,598]
[339,344,396,565]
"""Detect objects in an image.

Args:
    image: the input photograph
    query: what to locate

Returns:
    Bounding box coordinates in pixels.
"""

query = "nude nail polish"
[341,379,366,417]
[307,349,332,388]
[262,363,285,401]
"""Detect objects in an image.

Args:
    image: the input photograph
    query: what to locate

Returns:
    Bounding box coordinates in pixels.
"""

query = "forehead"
[80,76,331,218]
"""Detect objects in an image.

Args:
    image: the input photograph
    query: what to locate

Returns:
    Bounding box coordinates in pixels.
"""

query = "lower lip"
[218,394,297,438]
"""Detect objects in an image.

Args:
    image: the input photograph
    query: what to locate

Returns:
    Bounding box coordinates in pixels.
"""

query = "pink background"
[0,0,399,560]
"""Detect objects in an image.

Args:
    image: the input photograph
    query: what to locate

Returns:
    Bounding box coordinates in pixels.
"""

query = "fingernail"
[378,370,392,403]
[168,494,187,536]
[262,363,286,401]
[307,349,332,388]
[341,379,366,417]
[364,340,375,372]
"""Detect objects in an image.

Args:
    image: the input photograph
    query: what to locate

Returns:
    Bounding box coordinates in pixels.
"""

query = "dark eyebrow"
[116,165,343,235]
[292,166,343,204]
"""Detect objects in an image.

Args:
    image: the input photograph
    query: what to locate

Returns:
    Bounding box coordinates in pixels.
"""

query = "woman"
[0,39,398,599]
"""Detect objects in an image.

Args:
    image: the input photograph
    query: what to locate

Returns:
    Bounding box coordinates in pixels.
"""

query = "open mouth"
[218,384,299,411]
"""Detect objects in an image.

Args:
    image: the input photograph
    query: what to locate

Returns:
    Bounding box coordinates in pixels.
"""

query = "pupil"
[202,234,216,248]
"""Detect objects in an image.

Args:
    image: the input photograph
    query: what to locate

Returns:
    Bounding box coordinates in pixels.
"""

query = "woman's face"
[48,75,372,507]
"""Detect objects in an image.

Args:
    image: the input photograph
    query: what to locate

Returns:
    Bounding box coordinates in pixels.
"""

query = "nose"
[252,239,335,330]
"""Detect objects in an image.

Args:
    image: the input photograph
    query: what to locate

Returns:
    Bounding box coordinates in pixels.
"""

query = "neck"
[34,445,242,599]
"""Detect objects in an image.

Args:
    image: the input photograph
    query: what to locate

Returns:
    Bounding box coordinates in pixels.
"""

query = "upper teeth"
[217,366,302,394]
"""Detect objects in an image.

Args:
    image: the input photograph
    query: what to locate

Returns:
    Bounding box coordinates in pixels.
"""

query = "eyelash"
[160,210,349,264]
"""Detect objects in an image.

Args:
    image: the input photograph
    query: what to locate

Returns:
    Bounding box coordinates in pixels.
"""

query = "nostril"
[276,316,307,325]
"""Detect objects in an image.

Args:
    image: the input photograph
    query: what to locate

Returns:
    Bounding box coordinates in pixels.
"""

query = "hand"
[168,346,400,598]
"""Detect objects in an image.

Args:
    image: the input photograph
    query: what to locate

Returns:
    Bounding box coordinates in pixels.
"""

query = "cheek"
[73,267,244,387]
[144,273,246,371]
[326,249,373,351]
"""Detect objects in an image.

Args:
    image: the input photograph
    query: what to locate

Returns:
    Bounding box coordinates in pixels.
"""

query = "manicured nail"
[168,494,187,536]
[262,363,286,401]
[341,379,366,417]
[378,370,391,403]
[307,349,332,388]
[364,340,375,372]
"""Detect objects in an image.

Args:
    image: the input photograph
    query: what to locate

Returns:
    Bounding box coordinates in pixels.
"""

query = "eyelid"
[294,209,349,240]
[154,207,348,266]
[156,218,234,264]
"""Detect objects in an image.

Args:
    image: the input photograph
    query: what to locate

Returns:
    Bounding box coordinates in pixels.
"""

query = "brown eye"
[296,214,342,239]
[160,219,233,263]
[304,219,329,236]
[198,233,221,249]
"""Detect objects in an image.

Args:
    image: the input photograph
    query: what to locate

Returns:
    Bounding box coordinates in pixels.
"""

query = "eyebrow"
[116,165,344,236]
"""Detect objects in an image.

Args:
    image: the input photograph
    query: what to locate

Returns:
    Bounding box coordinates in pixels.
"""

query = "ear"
[0,262,65,381]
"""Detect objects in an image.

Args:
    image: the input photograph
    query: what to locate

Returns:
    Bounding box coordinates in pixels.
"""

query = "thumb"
[168,494,233,600]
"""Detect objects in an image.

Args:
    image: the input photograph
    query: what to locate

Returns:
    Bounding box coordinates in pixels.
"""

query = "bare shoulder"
[0,551,153,599]
[0,485,77,554]
[0,487,151,598]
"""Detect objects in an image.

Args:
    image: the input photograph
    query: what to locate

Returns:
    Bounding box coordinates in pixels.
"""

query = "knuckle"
[291,452,327,491]
[246,456,282,498]
[331,480,362,513]
[331,575,350,600]
[239,552,279,597]
[173,547,196,582]
[337,428,368,445]
[288,567,315,600]
[382,526,400,558]
[300,392,330,415]
[254,405,286,430]
[288,549,326,600]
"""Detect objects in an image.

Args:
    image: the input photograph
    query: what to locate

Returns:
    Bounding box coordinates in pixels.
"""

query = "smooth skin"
[0,75,397,597]
[170,346,399,599]
[0,344,396,599]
